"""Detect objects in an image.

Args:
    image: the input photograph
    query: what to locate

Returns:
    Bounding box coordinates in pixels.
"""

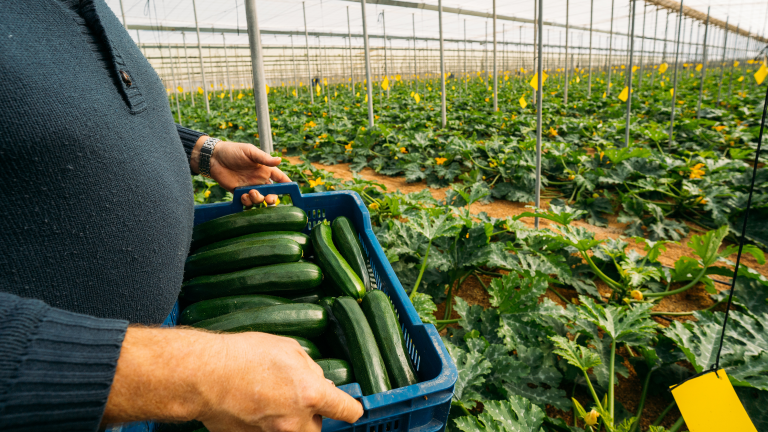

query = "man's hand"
[103,327,363,432]
[191,137,291,208]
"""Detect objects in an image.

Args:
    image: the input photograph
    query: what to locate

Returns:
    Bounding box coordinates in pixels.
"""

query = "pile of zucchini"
[180,205,419,396]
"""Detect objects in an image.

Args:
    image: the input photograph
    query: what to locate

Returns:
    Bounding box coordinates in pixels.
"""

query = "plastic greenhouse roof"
[108,0,767,50]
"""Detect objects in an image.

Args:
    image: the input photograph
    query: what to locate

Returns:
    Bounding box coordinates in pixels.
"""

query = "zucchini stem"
[409,238,433,301]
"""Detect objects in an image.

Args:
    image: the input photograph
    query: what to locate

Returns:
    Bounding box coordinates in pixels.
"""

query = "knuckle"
[301,387,324,410]
[274,418,300,432]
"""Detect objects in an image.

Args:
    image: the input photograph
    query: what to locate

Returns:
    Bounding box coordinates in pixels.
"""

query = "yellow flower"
[308,178,325,188]
[599,151,605,162]
[631,290,643,301]
[400,147,407,154]
[714,125,726,132]
[219,124,226,129]
[303,120,317,130]
[237,93,244,99]
[435,157,447,165]
[690,163,706,179]
[548,127,558,137]
[368,202,380,210]
[695,196,708,205]
[345,142,353,152]
[204,190,211,198]
[228,122,233,127]
[485,98,490,102]
[197,87,204,94]
[584,409,600,426]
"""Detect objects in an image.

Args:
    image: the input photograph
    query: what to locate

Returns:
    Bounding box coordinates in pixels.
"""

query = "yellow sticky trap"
[738,76,744,82]
[575,76,580,83]
[529,72,549,90]
[292,89,297,97]
[519,96,527,108]
[696,64,703,72]
[266,85,270,95]
[756,63,768,85]
[618,86,629,102]
[382,77,389,90]
[671,370,756,432]
[670,88,675,97]
[661,81,666,88]
[396,74,401,81]
[632,66,640,72]
[659,63,669,73]
[734,61,740,67]
[413,93,420,103]
[602,92,606,98]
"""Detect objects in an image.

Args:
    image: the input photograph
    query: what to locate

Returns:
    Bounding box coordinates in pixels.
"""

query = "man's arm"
[102,327,363,431]
[0,292,127,431]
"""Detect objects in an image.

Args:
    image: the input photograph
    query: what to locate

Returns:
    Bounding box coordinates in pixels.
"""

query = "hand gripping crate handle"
[232,182,303,206]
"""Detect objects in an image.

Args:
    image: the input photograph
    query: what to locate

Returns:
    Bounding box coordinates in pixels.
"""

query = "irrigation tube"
[535,0,543,230]
[192,0,210,114]
[439,0,447,128]
[361,0,375,127]
[244,0,273,154]
[668,0,684,146]
[697,8,710,118]
[625,0,637,148]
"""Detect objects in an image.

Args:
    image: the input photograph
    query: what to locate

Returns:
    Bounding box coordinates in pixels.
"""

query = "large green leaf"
[550,335,601,372]
[454,396,546,432]
[443,340,492,409]
[578,298,658,345]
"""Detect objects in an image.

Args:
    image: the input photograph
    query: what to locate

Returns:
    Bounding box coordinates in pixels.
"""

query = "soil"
[283,156,764,431]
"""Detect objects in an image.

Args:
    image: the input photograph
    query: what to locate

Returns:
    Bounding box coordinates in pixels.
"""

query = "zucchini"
[332,296,391,396]
[318,297,352,362]
[192,206,307,249]
[311,223,366,301]
[316,359,354,386]
[287,290,322,304]
[285,335,322,359]
[196,231,313,255]
[331,216,371,292]
[193,303,327,338]
[179,294,292,325]
[180,262,323,303]
[185,238,302,278]
[361,290,419,388]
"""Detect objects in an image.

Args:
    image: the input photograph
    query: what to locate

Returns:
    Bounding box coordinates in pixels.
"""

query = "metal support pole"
[439,0,447,127]
[534,0,543,229]
[192,0,210,114]
[625,0,636,148]
[493,0,498,111]
[382,11,390,99]
[728,26,739,99]
[119,0,128,30]
[169,44,182,125]
[464,20,467,92]
[347,7,355,96]
[564,0,569,104]
[485,21,489,80]
[606,0,615,95]
[302,3,314,104]
[696,8,710,118]
[244,0,272,153]
[182,32,195,107]
[650,9,659,87]
[587,0,593,97]
[361,0,375,127]
[222,33,233,102]
[668,1,684,147]
[412,15,417,87]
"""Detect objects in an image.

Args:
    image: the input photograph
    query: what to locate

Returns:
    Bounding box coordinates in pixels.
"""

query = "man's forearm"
[189,135,209,175]
[102,327,210,425]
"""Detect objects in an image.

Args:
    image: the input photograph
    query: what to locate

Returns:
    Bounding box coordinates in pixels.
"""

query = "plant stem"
[549,286,570,304]
[645,266,708,298]
[668,416,685,432]
[409,238,433,301]
[651,401,677,426]
[436,318,460,324]
[582,252,624,291]
[572,381,579,428]
[477,268,506,277]
[473,272,488,290]
[629,370,653,432]
[581,370,605,413]
[609,340,616,421]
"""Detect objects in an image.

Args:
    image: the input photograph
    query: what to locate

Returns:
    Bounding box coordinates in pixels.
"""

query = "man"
[0,0,363,431]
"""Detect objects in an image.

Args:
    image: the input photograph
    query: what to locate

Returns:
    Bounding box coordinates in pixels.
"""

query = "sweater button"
[119,70,133,87]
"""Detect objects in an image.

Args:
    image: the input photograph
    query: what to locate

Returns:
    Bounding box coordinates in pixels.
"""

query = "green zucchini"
[285,335,322,359]
[361,290,419,388]
[287,289,322,304]
[185,238,302,278]
[180,262,323,303]
[332,296,391,396]
[318,297,352,362]
[193,303,327,338]
[178,294,291,326]
[311,223,366,301]
[192,206,307,249]
[196,231,313,255]
[316,359,354,386]
[331,216,371,292]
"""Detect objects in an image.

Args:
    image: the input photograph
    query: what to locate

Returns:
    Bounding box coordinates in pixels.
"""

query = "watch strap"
[199,137,220,178]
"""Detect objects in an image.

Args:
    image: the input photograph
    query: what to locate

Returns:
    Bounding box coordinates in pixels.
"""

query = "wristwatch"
[199,137,220,178]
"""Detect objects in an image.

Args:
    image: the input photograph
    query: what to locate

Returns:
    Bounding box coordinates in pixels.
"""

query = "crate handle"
[232,182,304,207]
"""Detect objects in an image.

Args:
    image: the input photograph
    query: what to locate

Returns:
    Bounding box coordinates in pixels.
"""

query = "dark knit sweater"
[0,0,206,430]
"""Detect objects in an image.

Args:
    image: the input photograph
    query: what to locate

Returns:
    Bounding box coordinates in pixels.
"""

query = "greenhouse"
[118,0,766,430]
[1,0,767,431]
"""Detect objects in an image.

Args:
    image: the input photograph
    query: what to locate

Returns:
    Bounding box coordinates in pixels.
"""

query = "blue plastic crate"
[115,182,457,432]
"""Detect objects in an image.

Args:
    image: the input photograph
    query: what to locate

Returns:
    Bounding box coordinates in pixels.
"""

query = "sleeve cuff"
[176,124,208,165]
[0,295,128,432]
